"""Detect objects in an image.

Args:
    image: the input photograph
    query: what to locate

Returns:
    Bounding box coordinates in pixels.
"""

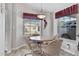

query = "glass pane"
[24,19,31,35]
[23,19,41,36]
[58,15,76,40]
[30,19,41,36]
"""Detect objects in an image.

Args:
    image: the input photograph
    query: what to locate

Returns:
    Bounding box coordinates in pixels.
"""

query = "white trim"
[6,44,27,54]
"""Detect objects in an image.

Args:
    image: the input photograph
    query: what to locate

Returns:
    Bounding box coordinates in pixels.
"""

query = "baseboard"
[6,44,27,54]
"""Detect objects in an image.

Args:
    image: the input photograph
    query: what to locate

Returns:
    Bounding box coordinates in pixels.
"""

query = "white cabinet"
[61,38,78,56]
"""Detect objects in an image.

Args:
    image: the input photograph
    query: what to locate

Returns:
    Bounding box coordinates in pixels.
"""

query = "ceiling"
[26,3,76,12]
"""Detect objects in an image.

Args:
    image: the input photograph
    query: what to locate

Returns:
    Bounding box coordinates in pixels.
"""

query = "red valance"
[55,4,78,18]
[23,13,42,20]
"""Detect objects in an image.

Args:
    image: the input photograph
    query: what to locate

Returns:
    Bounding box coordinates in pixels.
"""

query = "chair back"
[43,40,63,56]
[24,36,32,50]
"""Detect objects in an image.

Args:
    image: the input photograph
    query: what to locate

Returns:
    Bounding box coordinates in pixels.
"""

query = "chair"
[42,40,63,56]
[23,36,33,56]
[24,36,42,56]
[53,35,59,40]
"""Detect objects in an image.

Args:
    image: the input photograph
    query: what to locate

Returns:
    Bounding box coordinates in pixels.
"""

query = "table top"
[30,39,52,44]
[30,36,53,41]
[30,36,41,40]
[30,38,53,42]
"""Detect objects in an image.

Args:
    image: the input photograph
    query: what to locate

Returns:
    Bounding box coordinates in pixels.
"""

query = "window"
[58,16,76,40]
[23,19,41,36]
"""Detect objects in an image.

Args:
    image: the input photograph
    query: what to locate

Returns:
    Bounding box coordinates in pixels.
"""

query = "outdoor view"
[24,19,41,36]
[58,15,76,40]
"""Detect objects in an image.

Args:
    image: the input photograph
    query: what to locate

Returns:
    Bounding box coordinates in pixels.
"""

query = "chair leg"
[24,53,32,56]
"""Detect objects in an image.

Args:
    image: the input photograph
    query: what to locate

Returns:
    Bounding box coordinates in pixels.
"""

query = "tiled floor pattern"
[5,46,75,56]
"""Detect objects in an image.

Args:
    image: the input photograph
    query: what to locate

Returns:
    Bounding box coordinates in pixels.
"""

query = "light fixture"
[37,3,46,19]
[37,14,46,19]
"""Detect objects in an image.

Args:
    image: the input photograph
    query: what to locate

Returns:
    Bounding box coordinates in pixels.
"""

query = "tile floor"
[5,46,75,56]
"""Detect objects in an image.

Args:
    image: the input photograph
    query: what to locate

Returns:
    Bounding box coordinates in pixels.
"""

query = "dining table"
[29,36,53,52]
[29,36,53,55]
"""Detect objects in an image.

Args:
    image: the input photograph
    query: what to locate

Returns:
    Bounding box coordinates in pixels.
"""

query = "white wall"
[76,13,79,55]
[76,5,79,46]
[76,14,79,46]
[0,4,5,55]
[5,4,13,51]
[42,12,53,39]
[76,13,79,56]
[52,12,58,36]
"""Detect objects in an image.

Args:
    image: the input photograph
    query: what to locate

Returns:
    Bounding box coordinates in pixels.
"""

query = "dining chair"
[42,39,63,56]
[24,36,42,56]
[23,36,33,55]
